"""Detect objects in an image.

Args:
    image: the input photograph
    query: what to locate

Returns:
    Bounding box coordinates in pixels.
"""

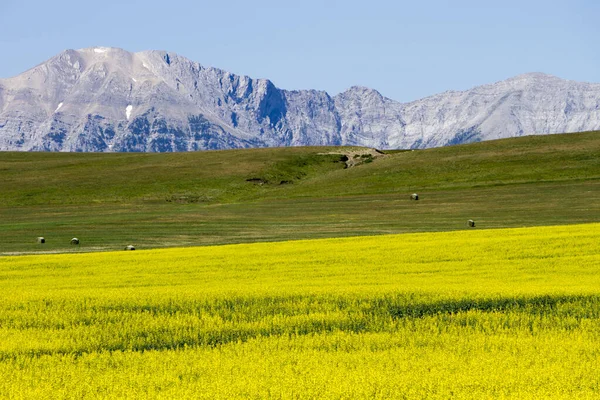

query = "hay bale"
[125,245,136,251]
[411,193,419,200]
[468,220,475,228]
[70,238,80,245]
[37,237,45,244]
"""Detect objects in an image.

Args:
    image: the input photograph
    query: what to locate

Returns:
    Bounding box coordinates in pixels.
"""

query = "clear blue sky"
[0,0,598,102]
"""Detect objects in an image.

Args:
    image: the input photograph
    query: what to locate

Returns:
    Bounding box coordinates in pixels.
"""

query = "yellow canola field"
[1,223,600,399]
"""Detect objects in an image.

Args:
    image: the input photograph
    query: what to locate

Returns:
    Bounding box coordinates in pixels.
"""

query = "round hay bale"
[37,237,45,244]
[125,245,136,251]
[411,193,419,201]
[468,219,475,228]
[70,238,80,245]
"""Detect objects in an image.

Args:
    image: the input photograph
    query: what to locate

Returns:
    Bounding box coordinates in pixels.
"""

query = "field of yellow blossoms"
[1,223,599,398]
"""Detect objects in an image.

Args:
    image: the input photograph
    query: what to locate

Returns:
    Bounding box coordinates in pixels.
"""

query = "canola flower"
[0,224,599,398]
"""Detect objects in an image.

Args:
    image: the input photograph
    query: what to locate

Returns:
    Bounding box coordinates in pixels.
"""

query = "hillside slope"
[1,131,599,254]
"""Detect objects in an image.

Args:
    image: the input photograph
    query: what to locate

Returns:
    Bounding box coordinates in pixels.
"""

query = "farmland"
[1,223,600,398]
[1,130,600,254]
[2,131,600,398]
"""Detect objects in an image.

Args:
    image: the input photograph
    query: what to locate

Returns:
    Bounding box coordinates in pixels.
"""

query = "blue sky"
[0,0,598,102]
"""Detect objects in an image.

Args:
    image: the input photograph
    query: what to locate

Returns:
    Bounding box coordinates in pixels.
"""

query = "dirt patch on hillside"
[320,148,387,168]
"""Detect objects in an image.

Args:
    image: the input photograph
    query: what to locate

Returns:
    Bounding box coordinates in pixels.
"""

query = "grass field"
[1,223,599,398]
[1,130,600,254]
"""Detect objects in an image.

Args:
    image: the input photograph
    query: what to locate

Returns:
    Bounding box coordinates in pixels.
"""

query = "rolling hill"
[1,130,599,254]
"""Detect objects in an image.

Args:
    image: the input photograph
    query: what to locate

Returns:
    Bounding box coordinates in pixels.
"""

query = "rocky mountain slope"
[1,47,599,152]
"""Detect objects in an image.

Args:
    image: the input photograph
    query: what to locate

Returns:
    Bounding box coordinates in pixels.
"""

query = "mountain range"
[1,47,599,152]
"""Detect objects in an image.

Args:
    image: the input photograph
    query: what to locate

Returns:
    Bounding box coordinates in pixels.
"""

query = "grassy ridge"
[1,224,599,398]
[0,147,349,206]
[1,131,600,254]
[3,132,600,206]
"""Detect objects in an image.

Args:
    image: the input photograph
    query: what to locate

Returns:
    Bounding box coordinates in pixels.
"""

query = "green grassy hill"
[1,131,600,254]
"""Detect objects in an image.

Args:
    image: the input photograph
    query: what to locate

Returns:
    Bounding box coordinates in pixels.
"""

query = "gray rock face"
[1,47,600,152]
